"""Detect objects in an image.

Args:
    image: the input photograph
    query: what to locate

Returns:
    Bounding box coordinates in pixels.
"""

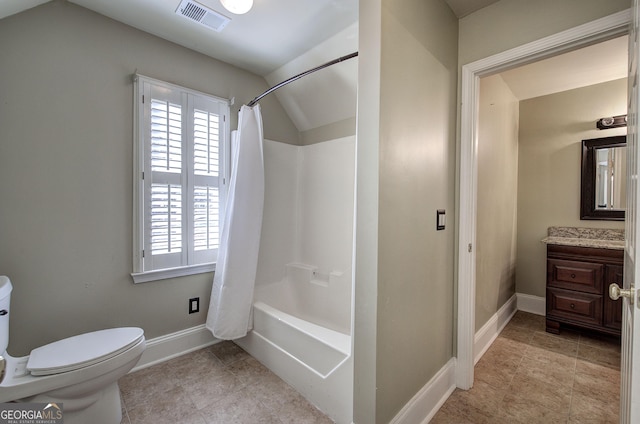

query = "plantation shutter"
[144,86,188,271]
[189,95,222,265]
[135,75,228,276]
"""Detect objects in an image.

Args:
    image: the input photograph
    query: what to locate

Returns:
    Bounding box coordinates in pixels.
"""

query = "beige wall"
[517,78,627,298]
[0,1,298,355]
[476,75,519,331]
[355,0,458,422]
[458,0,629,66]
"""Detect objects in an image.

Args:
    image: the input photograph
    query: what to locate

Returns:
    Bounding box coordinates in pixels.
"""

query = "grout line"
[122,408,131,424]
[120,394,132,424]
[566,334,579,422]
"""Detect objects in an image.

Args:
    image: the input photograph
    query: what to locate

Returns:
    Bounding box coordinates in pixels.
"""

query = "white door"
[618,1,640,422]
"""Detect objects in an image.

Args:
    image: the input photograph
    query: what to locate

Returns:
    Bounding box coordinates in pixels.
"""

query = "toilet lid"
[27,327,144,376]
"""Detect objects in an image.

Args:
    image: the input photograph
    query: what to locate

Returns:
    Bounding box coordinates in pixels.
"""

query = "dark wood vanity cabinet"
[546,244,622,336]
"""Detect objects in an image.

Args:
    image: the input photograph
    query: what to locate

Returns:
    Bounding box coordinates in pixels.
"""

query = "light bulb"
[601,117,615,126]
[220,0,253,14]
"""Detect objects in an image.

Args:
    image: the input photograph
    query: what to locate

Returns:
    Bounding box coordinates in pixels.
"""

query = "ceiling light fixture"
[220,0,253,14]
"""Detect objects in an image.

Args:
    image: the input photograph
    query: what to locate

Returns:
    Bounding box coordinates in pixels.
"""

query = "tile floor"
[118,341,334,424]
[119,311,620,424]
[431,311,621,423]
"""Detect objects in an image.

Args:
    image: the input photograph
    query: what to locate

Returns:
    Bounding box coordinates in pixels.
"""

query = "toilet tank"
[0,277,12,353]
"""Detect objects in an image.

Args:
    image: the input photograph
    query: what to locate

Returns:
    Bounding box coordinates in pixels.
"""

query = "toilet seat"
[27,327,144,376]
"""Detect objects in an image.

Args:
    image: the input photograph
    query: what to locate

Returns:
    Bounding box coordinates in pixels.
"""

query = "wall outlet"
[189,297,200,314]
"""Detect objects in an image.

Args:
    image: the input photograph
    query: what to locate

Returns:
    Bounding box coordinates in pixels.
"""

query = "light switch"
[437,209,446,230]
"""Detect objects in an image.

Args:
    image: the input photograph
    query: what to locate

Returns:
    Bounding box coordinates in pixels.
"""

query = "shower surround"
[235,136,355,424]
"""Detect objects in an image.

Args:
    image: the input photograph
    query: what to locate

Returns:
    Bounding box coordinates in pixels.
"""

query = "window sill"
[131,262,216,284]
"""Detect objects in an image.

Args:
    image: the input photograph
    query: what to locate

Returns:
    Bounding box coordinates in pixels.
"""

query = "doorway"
[456,9,631,389]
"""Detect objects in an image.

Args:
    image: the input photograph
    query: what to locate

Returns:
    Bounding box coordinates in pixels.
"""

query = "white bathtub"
[235,264,353,424]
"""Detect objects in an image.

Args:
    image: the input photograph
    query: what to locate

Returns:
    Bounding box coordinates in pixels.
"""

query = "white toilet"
[0,276,145,424]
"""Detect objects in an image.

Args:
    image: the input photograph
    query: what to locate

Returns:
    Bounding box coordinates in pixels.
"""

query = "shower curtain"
[206,104,264,340]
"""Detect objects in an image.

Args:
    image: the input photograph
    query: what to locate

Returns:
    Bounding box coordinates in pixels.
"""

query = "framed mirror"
[580,135,626,221]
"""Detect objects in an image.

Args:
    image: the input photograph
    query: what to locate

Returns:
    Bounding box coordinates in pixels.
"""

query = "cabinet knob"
[570,303,575,309]
[570,273,576,279]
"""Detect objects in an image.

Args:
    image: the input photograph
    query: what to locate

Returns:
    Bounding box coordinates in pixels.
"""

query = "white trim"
[456,55,479,390]
[133,73,231,105]
[456,9,631,391]
[516,293,546,316]
[474,295,517,364]
[131,324,219,372]
[133,76,145,274]
[389,358,456,424]
[131,262,215,284]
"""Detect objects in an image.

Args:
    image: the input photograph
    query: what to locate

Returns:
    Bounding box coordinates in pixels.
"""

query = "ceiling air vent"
[176,0,231,32]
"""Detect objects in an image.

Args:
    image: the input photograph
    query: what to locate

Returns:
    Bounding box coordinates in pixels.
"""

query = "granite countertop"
[541,226,625,250]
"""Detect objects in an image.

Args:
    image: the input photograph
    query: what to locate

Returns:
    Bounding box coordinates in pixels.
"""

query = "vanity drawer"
[547,287,602,327]
[547,259,603,294]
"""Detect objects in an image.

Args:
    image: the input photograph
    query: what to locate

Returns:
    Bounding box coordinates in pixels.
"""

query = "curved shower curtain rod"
[246,51,358,108]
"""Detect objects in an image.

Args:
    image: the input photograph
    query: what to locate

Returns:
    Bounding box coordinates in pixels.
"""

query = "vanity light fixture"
[220,0,253,14]
[597,114,627,130]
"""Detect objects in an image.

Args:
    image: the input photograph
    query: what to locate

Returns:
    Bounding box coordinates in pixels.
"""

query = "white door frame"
[456,9,631,389]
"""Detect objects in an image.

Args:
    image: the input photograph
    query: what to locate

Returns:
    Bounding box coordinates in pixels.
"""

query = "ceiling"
[499,35,628,100]
[0,0,629,133]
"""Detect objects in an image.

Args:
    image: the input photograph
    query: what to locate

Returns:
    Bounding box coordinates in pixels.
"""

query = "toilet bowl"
[0,276,145,424]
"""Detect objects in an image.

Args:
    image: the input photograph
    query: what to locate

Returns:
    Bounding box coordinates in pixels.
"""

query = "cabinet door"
[604,264,623,331]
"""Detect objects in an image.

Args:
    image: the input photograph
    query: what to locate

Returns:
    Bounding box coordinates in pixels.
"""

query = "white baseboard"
[474,294,517,364]
[389,358,456,424]
[473,293,546,364]
[131,324,219,372]
[516,293,545,316]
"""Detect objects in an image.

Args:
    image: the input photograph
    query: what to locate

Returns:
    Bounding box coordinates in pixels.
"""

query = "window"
[132,75,229,283]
